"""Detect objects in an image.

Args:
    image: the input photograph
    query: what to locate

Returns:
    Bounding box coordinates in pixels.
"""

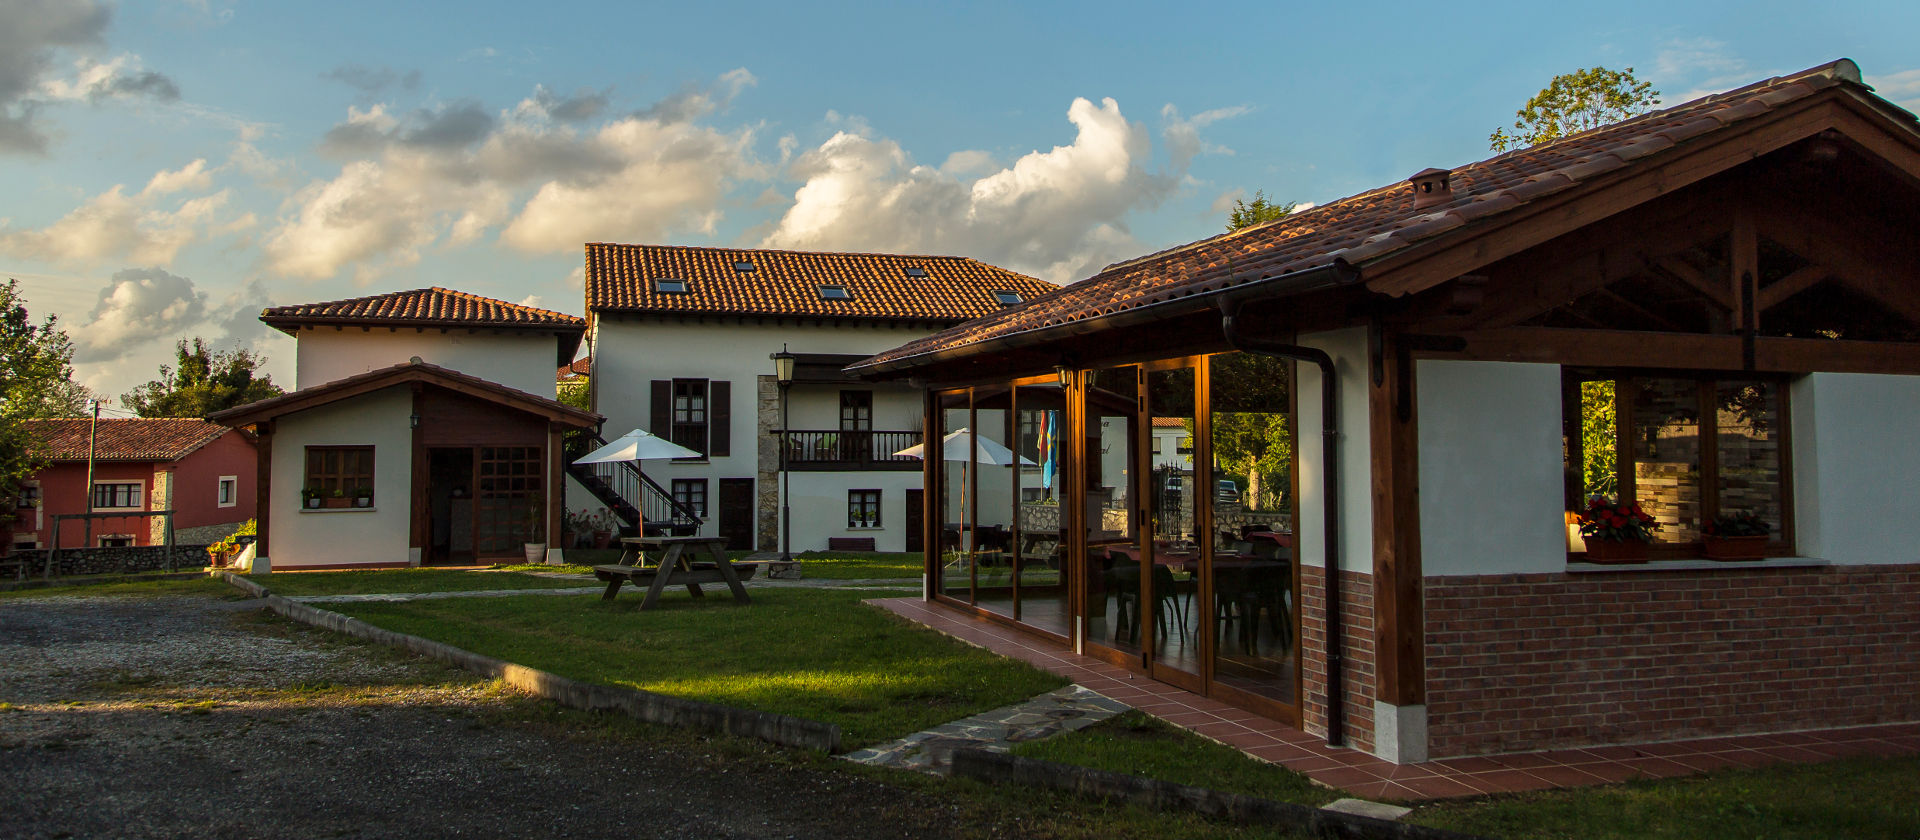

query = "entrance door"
[427,448,476,565]
[904,489,923,553]
[1079,366,1143,665]
[717,478,754,550]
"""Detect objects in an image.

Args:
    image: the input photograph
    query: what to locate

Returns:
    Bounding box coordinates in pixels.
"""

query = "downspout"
[1218,295,1347,749]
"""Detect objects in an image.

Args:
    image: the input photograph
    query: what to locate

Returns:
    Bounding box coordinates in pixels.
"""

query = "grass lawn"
[248,568,591,597]
[328,586,1065,746]
[0,576,232,599]
[791,551,923,580]
[1010,711,1337,807]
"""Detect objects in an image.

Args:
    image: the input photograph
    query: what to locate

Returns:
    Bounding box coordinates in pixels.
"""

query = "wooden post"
[254,421,273,561]
[547,423,565,560]
[1369,331,1424,708]
[410,385,427,559]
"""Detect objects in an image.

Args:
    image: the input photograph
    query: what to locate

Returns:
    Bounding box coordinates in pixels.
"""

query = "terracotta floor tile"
[1340,780,1397,800]
[1400,775,1485,801]
[1611,756,1697,781]
[1625,740,1707,758]
[1488,751,1563,770]
[1431,756,1509,775]
[1465,770,1558,794]
[1213,729,1286,750]
[1560,760,1638,784]
[1312,766,1389,790]
[1756,744,1829,763]
[1572,745,1647,762]
[1664,751,1741,773]
[1521,764,1611,788]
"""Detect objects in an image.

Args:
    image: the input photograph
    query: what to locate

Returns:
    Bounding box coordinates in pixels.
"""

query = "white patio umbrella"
[576,428,701,464]
[894,428,1036,466]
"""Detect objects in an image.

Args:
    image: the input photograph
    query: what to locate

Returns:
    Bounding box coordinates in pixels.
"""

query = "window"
[733,260,755,272]
[992,290,1023,306]
[655,278,689,293]
[92,482,143,510]
[904,266,928,277]
[1563,372,1790,554]
[839,391,873,432]
[98,535,133,548]
[306,446,375,503]
[218,475,238,508]
[817,284,851,300]
[476,446,542,553]
[17,482,40,509]
[11,534,36,550]
[671,379,709,456]
[672,479,708,518]
[848,490,881,529]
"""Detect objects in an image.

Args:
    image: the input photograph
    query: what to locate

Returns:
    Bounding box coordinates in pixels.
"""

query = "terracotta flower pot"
[1704,535,1770,561]
[324,497,350,509]
[1582,538,1650,564]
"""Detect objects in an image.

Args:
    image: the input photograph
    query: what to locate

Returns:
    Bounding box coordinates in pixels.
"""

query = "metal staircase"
[566,433,703,537]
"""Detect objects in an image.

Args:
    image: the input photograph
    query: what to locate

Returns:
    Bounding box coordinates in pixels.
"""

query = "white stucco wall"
[1791,372,1920,566]
[1415,361,1567,576]
[265,386,414,568]
[593,316,939,548]
[1294,327,1372,572]
[295,328,560,396]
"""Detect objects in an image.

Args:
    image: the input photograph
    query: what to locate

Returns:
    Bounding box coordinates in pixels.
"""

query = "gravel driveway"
[0,591,1033,839]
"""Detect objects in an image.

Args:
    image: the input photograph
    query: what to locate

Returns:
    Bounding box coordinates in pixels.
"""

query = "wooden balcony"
[781,430,922,472]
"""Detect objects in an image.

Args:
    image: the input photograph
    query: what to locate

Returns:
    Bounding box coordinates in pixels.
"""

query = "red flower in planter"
[1580,497,1658,543]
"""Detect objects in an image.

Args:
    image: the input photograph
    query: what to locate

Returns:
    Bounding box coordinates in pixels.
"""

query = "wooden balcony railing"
[781,430,922,471]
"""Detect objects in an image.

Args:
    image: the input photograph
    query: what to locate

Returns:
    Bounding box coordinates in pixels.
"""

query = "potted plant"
[325,488,349,509]
[353,486,373,508]
[590,508,616,549]
[522,493,546,564]
[1704,512,1772,560]
[301,488,323,509]
[1578,497,1657,563]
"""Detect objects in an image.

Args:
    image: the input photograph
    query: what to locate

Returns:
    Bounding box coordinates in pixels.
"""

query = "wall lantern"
[1055,365,1072,388]
[409,412,421,429]
[772,345,796,384]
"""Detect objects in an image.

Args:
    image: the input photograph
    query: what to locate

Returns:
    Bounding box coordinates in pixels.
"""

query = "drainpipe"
[1218,296,1347,749]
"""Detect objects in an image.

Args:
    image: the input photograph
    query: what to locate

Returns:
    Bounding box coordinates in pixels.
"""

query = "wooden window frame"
[848,489,882,529]
[839,390,873,432]
[671,478,708,519]
[305,446,376,503]
[670,379,709,458]
[1563,369,1795,559]
[91,481,143,511]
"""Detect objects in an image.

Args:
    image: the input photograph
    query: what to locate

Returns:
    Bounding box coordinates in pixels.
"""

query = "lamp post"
[771,345,795,562]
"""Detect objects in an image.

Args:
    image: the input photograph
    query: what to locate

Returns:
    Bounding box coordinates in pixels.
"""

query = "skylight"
[817,284,852,301]
[904,266,928,277]
[655,278,688,294]
[992,290,1023,306]
[733,260,755,272]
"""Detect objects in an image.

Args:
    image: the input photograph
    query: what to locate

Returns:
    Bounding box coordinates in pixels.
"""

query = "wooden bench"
[827,536,877,552]
[597,536,755,610]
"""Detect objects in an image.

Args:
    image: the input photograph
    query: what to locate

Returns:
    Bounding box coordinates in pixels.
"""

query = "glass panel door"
[1082,366,1141,658]
[1207,353,1299,707]
[936,390,972,602]
[1015,382,1070,637]
[973,387,1017,620]
[1145,365,1200,679]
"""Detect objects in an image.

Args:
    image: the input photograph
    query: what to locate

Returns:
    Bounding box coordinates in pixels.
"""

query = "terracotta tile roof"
[857,59,1881,374]
[262,287,586,335]
[557,356,591,381]
[23,418,233,462]
[583,244,1058,322]
[1151,417,1188,428]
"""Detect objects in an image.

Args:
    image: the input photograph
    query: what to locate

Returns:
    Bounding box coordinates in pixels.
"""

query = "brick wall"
[1301,566,1376,753]
[1424,564,1920,758]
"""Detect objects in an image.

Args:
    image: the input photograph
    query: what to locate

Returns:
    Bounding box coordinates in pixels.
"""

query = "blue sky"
[4,0,1918,400]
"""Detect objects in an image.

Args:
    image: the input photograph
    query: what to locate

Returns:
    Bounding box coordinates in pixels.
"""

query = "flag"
[1038,410,1057,494]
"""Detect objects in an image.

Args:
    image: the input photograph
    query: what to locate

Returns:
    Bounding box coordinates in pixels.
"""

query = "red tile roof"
[557,356,591,382]
[23,418,234,462]
[262,287,586,335]
[1151,417,1188,428]
[583,244,1058,322]
[856,59,1883,374]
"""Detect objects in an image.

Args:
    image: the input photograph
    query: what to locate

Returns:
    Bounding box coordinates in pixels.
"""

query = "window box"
[1703,535,1770,561]
[324,495,350,509]
[1582,539,1650,564]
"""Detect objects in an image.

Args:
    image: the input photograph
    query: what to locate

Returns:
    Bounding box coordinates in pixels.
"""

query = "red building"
[10,419,258,550]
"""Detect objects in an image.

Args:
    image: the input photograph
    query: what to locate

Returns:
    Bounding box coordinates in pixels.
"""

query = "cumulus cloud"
[760,96,1224,284]
[1871,68,1920,113]
[321,64,421,94]
[263,69,764,281]
[0,163,237,266]
[72,267,208,362]
[40,54,180,103]
[1655,38,1757,103]
[0,0,111,153]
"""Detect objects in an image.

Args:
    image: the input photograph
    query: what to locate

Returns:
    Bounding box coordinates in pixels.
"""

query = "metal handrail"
[575,434,703,528]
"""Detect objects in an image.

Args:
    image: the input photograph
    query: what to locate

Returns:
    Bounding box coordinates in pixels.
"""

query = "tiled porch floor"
[874,597,1920,801]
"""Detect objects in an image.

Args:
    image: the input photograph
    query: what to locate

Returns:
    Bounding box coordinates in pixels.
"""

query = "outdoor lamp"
[771,345,795,384]
[1055,365,1072,388]
[409,412,421,429]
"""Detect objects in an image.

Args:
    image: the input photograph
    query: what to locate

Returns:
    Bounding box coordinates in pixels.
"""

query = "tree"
[121,338,284,418]
[1225,190,1299,232]
[1207,353,1293,512]
[1489,67,1661,152]
[1,279,93,420]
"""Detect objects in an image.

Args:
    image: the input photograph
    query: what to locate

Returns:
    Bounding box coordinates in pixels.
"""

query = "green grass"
[329,586,1063,746]
[1011,711,1336,807]
[489,562,598,575]
[1410,754,1920,839]
[248,568,591,596]
[0,576,231,599]
[792,551,924,579]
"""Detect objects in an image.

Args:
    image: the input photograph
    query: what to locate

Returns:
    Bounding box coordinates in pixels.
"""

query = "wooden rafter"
[1648,255,1734,310]
[1755,263,1833,311]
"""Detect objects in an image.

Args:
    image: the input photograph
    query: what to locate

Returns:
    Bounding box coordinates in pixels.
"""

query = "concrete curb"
[948,750,1489,840]
[218,572,842,753]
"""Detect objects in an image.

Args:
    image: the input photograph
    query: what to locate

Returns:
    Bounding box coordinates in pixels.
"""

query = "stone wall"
[15,544,212,577]
[1424,564,1920,758]
[174,521,246,546]
[756,374,779,551]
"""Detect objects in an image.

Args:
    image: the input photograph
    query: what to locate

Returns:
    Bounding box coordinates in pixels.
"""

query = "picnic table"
[595,536,757,609]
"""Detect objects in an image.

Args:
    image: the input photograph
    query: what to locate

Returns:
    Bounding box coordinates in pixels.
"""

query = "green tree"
[1,279,92,530]
[1489,67,1661,152]
[1580,380,1618,499]
[121,338,284,418]
[1207,353,1293,512]
[1225,190,1299,232]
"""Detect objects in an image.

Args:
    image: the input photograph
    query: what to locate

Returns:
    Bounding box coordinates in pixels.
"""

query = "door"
[717,478,754,551]
[904,489,924,553]
[427,447,476,565]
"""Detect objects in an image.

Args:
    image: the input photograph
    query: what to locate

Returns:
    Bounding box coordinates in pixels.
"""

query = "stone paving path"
[842,684,1130,774]
[285,575,918,603]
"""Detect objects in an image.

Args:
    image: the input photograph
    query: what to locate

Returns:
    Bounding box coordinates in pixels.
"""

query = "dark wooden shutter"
[650,380,671,436]
[709,380,731,456]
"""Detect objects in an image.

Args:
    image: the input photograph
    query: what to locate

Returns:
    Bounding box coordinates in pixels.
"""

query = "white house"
[580,244,1058,553]
[214,288,597,569]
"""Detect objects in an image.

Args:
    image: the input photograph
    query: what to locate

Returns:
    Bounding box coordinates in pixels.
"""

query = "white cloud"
[760,96,1214,285]
[1871,68,1920,113]
[38,53,179,103]
[0,166,237,266]
[72,267,207,362]
[1654,37,1756,104]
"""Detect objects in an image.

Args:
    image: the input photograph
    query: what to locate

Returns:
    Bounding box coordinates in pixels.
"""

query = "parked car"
[1216,480,1240,504]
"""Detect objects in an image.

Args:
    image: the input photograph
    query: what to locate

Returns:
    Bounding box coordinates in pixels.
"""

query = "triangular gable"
[210,361,600,430]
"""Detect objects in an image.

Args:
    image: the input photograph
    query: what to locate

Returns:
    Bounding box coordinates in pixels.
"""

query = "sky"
[4,0,1918,404]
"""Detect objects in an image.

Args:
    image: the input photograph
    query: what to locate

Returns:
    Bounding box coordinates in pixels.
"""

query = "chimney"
[1409,167,1452,210]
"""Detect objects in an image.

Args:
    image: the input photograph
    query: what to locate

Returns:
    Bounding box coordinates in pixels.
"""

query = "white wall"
[1294,327,1372,572]
[781,470,926,553]
[1792,372,1920,566]
[593,316,940,545]
[296,328,560,396]
[1416,361,1567,576]
[266,386,414,568]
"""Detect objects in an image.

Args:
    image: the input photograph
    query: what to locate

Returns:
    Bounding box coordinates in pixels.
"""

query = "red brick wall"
[1425,565,1920,757]
[1302,566,1376,753]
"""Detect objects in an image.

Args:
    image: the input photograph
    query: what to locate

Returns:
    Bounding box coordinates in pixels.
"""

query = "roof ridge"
[586,242,984,263]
